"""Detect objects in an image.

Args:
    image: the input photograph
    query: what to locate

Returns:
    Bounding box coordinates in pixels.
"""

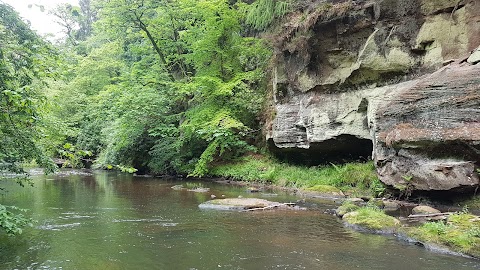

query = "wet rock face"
[268,0,480,192]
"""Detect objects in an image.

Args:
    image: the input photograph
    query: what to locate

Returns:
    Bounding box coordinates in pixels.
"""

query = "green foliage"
[58,143,92,168]
[41,0,271,177]
[0,3,57,174]
[210,156,384,196]
[246,0,292,30]
[115,165,138,174]
[0,205,32,236]
[0,3,57,235]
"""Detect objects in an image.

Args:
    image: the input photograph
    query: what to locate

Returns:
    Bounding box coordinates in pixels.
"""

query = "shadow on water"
[0,169,479,269]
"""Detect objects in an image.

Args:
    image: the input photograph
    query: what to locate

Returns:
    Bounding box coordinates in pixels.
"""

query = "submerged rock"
[171,185,210,193]
[246,187,261,193]
[382,200,400,211]
[187,187,210,193]
[412,205,441,215]
[198,198,301,211]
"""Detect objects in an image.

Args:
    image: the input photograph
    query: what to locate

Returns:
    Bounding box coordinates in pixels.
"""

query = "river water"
[0,169,479,269]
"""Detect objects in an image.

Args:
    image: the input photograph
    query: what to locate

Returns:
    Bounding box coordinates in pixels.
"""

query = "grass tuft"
[407,213,480,257]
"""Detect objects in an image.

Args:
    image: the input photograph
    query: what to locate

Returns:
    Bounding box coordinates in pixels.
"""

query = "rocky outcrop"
[375,64,480,191]
[267,0,480,192]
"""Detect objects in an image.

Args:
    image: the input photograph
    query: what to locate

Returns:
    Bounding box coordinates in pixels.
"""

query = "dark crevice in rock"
[429,4,466,16]
[398,186,480,201]
[268,135,373,166]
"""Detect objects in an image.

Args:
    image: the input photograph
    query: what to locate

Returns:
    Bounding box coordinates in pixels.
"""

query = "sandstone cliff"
[267,0,480,192]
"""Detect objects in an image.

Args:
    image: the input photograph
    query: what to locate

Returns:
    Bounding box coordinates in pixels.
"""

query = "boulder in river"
[198,198,302,211]
[412,205,441,215]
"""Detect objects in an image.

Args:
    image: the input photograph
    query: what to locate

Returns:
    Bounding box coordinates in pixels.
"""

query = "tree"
[43,0,271,177]
[50,1,97,47]
[0,3,56,235]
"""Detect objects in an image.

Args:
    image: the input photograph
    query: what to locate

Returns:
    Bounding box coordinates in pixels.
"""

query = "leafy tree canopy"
[0,2,57,235]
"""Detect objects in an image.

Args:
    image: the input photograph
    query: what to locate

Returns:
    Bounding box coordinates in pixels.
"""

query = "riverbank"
[336,202,480,259]
[207,155,480,259]
[209,155,384,198]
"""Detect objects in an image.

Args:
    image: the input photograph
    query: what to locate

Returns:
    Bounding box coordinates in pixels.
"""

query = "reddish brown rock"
[374,64,480,191]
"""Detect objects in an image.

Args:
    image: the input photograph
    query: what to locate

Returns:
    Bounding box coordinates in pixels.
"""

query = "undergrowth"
[210,155,385,197]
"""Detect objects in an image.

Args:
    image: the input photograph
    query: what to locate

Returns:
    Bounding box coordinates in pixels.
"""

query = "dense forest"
[1,0,288,175]
[0,0,292,233]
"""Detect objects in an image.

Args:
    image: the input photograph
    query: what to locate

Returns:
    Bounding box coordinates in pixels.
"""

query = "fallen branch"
[408,212,454,218]
[243,203,296,212]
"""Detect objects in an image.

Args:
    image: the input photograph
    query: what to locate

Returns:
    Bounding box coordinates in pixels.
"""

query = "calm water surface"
[1,169,479,269]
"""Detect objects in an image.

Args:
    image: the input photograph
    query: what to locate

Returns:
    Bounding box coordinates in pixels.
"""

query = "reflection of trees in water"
[2,171,478,269]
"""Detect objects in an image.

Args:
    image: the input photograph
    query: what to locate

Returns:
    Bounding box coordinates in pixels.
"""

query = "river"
[0,169,479,269]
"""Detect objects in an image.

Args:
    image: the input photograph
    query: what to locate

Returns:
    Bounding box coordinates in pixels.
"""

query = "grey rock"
[467,47,480,65]
[412,205,441,215]
[267,0,480,193]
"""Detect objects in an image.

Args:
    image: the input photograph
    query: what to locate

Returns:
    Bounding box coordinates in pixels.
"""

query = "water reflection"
[0,169,479,269]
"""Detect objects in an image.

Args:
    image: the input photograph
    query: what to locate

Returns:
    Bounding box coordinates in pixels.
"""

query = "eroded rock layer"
[267,0,480,192]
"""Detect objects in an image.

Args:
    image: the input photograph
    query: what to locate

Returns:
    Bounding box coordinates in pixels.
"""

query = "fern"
[246,0,291,30]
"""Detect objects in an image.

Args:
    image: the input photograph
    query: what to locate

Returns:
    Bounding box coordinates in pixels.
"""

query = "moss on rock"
[305,185,344,196]
[342,207,400,231]
[335,201,360,217]
[406,213,480,257]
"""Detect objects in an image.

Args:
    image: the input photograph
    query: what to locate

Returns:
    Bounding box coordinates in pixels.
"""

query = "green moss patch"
[342,207,400,231]
[335,202,360,217]
[305,185,343,194]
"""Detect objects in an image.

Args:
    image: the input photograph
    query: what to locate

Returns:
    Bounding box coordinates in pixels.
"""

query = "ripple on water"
[59,213,95,219]
[156,222,179,227]
[112,218,174,223]
[37,223,81,231]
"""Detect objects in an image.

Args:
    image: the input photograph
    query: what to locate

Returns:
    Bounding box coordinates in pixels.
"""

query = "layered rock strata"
[267,0,480,192]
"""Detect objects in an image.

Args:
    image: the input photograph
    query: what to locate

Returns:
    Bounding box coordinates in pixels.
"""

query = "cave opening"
[268,134,373,166]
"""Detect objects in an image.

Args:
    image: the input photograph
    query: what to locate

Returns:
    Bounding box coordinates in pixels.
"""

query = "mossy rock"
[342,207,400,231]
[335,202,360,217]
[304,185,344,196]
